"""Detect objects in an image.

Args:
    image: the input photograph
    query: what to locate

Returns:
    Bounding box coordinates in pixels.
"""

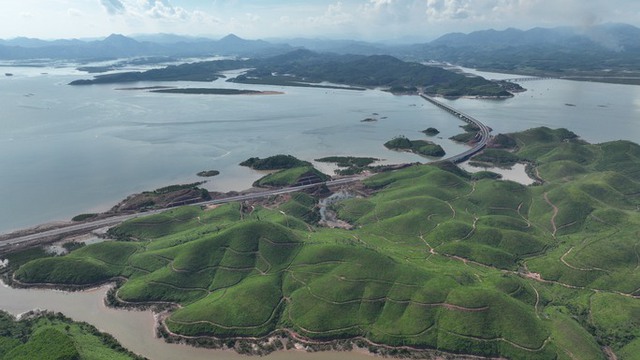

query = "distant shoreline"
[149,88,284,95]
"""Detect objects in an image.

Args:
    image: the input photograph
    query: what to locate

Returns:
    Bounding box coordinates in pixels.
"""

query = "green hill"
[384,136,446,157]
[10,127,640,359]
[0,311,143,360]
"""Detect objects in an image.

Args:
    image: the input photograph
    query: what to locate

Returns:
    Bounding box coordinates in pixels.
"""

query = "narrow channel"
[0,281,376,360]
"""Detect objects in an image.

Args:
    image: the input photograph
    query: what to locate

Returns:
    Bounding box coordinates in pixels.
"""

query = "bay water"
[1,66,469,233]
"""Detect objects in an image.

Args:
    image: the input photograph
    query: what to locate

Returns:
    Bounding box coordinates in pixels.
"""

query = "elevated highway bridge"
[419,93,491,163]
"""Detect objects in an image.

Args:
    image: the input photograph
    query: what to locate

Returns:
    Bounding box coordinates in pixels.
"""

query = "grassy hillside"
[0,311,144,360]
[11,127,640,359]
[239,154,330,187]
[253,166,329,187]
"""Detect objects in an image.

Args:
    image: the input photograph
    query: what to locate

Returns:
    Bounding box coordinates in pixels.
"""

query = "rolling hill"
[10,127,640,359]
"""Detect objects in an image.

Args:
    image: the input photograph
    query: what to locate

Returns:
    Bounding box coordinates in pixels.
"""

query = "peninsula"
[4,124,639,360]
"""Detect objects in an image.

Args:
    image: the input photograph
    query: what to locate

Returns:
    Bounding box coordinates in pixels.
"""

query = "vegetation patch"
[240,155,310,170]
[422,127,440,136]
[196,170,220,177]
[386,86,418,94]
[489,133,518,149]
[471,149,521,167]
[110,183,210,212]
[253,166,329,187]
[71,213,98,222]
[450,131,477,143]
[384,136,445,157]
[315,156,380,175]
[0,311,144,360]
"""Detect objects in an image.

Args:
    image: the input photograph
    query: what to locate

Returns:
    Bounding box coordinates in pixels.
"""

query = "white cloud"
[143,0,189,20]
[426,0,473,21]
[99,0,207,22]
[100,0,125,15]
[309,1,353,26]
[421,0,633,30]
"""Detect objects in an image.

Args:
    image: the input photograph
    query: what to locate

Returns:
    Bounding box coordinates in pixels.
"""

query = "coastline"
[1,276,500,360]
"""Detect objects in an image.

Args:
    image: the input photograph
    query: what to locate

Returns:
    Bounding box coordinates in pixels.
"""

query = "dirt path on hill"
[543,192,559,237]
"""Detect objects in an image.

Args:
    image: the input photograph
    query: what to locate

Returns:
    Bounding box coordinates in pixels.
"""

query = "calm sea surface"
[0,67,469,233]
[1,66,639,233]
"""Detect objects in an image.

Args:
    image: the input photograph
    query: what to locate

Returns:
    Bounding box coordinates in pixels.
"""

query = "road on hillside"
[0,176,366,250]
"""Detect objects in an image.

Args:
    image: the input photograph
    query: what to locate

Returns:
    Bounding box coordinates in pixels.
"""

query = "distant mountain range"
[0,33,292,60]
[2,23,639,76]
[402,23,640,75]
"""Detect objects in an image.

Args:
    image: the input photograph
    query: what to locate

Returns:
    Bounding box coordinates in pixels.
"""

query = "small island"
[240,154,329,187]
[197,170,220,177]
[422,127,440,136]
[150,88,283,95]
[384,136,445,157]
[240,154,310,170]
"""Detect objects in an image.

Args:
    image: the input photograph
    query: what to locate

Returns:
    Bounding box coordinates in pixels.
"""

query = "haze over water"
[1,64,639,234]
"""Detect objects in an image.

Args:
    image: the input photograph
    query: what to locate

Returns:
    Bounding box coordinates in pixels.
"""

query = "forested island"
[384,136,446,157]
[5,127,640,360]
[69,50,518,98]
[239,155,330,188]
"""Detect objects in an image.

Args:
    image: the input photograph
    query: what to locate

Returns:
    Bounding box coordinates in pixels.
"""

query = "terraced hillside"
[11,128,640,359]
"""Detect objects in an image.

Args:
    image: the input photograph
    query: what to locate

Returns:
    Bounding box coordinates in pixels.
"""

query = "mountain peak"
[103,33,138,43]
[104,33,128,40]
[220,34,244,42]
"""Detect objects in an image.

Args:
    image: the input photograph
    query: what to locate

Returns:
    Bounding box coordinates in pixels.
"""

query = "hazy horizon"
[1,0,638,43]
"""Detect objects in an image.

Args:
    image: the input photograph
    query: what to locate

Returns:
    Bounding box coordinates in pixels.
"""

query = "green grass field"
[10,127,640,359]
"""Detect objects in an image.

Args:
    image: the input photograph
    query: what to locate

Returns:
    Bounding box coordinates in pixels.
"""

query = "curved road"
[0,176,366,252]
[419,93,491,163]
[1,95,491,251]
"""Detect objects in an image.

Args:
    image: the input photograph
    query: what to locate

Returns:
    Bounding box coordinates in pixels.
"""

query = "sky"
[1,0,639,42]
